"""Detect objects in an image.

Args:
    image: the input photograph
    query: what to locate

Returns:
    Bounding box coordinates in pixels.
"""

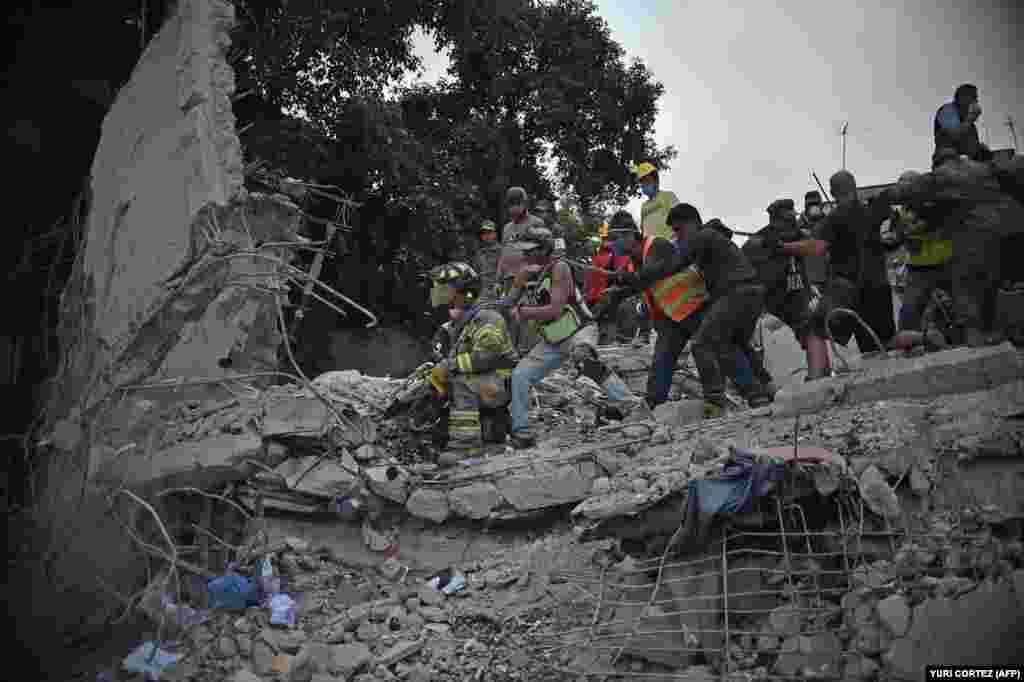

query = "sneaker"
[509,431,537,449]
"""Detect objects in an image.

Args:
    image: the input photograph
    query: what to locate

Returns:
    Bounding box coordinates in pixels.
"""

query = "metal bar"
[720,532,730,682]
[775,496,798,601]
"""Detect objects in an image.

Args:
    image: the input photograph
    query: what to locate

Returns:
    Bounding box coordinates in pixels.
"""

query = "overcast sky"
[409,0,1023,236]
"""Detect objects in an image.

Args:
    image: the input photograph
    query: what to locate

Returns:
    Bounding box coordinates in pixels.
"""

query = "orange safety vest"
[640,237,708,323]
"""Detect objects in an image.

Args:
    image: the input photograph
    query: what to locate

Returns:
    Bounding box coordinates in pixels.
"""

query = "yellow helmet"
[598,222,609,239]
[631,161,658,181]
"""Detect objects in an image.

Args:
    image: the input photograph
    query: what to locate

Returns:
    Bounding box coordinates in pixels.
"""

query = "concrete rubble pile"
[37,0,1024,679]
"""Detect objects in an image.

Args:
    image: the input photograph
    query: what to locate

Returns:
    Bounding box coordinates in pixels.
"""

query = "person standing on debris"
[634,161,680,241]
[800,191,830,289]
[604,205,770,417]
[886,171,955,351]
[427,262,518,463]
[933,84,993,168]
[475,220,503,302]
[584,222,626,345]
[876,149,1024,347]
[796,170,896,362]
[499,187,547,352]
[743,199,832,381]
[505,225,646,448]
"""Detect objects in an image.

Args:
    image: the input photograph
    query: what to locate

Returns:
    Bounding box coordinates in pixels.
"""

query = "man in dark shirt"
[811,170,897,354]
[611,204,766,418]
[933,83,992,169]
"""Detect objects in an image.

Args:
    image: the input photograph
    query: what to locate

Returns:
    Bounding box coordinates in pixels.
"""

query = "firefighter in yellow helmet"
[632,161,681,241]
[427,261,518,464]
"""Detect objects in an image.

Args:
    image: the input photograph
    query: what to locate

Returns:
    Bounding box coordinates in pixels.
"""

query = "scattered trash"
[259,556,281,598]
[160,594,211,628]
[333,495,362,520]
[269,593,298,627]
[122,642,182,679]
[207,574,260,611]
[441,573,466,595]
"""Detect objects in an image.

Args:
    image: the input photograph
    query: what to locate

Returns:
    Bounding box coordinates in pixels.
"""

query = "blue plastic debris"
[268,593,297,627]
[122,642,181,679]
[441,572,466,595]
[206,574,260,611]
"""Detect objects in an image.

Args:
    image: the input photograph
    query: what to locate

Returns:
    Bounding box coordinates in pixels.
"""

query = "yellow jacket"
[895,206,952,267]
[641,191,680,241]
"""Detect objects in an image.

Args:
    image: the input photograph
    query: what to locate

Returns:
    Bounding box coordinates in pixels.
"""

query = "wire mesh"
[534,490,994,681]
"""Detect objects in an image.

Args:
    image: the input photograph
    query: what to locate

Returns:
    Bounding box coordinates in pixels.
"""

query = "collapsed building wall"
[20,0,306,656]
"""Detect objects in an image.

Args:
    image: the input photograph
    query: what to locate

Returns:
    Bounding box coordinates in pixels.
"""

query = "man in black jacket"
[796,170,897,362]
[610,204,766,418]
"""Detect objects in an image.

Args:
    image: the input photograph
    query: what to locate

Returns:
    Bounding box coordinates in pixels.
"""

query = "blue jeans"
[510,323,632,434]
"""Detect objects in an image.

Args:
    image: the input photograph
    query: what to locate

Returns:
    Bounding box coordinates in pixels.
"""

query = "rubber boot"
[441,408,483,466]
[509,430,537,449]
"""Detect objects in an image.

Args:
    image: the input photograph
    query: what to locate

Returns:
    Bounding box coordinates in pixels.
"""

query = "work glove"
[590,286,626,320]
[430,364,450,397]
[608,270,640,289]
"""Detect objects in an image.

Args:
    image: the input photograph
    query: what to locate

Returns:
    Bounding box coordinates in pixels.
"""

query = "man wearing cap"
[602,207,771,414]
[584,222,623,345]
[504,224,646,448]
[795,170,896,363]
[743,198,832,381]
[475,219,503,302]
[499,187,547,351]
[633,162,680,241]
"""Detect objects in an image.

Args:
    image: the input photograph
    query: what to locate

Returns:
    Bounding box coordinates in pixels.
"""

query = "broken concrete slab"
[447,482,503,519]
[405,488,450,523]
[365,466,410,504]
[276,456,359,499]
[774,343,1024,417]
[92,429,264,489]
[653,399,704,427]
[374,639,423,666]
[263,396,332,438]
[496,466,591,512]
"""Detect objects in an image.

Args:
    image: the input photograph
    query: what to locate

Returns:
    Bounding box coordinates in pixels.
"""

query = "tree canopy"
[231,0,674,338]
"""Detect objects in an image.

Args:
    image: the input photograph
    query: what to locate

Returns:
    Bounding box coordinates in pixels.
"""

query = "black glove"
[609,270,640,289]
[758,235,786,255]
[591,286,626,320]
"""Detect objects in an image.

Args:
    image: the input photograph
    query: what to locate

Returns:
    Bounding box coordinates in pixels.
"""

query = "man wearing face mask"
[933,83,993,168]
[800,191,829,289]
[499,187,547,351]
[505,225,646,448]
[634,161,681,241]
[427,262,519,463]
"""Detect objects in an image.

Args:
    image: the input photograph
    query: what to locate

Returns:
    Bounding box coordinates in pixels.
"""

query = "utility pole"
[840,121,849,170]
[1008,115,1019,152]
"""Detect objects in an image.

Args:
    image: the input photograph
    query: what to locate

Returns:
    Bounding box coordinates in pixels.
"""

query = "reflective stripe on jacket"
[640,237,708,322]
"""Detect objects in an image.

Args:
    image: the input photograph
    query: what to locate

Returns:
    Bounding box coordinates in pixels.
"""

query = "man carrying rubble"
[743,199,833,381]
[427,262,518,463]
[499,187,547,353]
[605,206,770,417]
[875,148,1024,347]
[584,221,624,345]
[504,225,646,449]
